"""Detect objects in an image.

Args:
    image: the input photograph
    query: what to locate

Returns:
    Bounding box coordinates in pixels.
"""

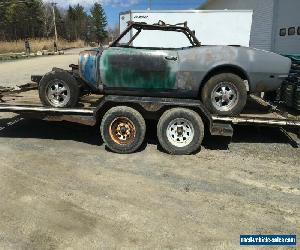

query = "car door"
[100,47,179,91]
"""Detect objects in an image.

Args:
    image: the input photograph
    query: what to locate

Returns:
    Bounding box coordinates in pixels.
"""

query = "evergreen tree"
[0,0,8,40]
[73,4,87,40]
[65,4,88,41]
[0,0,44,41]
[0,0,107,43]
[90,3,108,44]
[65,6,75,41]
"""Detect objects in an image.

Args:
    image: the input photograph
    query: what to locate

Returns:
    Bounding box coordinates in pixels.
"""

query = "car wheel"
[39,70,80,108]
[201,73,247,116]
[157,108,204,155]
[100,106,146,154]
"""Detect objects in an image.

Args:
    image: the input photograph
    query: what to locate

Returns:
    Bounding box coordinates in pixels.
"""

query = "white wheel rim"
[166,118,194,147]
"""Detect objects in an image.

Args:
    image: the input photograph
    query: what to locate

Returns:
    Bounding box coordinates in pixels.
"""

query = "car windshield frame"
[110,22,201,49]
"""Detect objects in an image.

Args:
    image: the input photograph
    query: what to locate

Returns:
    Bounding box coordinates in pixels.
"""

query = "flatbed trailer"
[0,83,299,154]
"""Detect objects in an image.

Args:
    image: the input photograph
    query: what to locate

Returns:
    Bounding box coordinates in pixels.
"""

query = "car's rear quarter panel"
[177,46,249,94]
[245,48,291,92]
[178,46,291,93]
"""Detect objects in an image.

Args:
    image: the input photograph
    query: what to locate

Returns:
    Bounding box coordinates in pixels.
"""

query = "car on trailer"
[36,21,291,116]
[0,22,298,155]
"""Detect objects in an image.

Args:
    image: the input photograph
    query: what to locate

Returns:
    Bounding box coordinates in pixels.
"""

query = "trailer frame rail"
[0,95,299,143]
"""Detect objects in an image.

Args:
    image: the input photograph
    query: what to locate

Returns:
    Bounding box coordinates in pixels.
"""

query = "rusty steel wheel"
[109,117,136,145]
[100,106,146,154]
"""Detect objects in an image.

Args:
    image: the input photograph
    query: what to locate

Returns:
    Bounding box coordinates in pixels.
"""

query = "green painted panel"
[283,54,300,64]
[100,47,178,89]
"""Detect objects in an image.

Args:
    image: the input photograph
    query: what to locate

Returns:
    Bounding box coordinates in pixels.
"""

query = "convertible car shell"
[78,44,291,98]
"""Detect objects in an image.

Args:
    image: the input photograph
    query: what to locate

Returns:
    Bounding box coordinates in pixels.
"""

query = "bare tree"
[42,3,54,38]
[108,25,120,43]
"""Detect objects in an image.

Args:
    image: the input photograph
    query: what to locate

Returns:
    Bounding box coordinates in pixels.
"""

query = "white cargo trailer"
[199,0,300,55]
[119,10,253,48]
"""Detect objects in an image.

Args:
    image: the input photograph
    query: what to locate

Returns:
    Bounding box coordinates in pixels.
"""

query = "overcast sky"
[45,0,205,27]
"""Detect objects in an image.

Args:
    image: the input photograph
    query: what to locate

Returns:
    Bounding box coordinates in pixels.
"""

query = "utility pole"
[51,2,58,50]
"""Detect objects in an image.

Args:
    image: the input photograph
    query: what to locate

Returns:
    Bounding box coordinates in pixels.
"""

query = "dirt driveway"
[0,48,87,88]
[0,113,299,249]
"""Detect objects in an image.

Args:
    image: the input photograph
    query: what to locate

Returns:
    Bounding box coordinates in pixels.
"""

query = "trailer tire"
[201,73,247,116]
[39,70,79,108]
[157,108,204,155]
[100,106,146,154]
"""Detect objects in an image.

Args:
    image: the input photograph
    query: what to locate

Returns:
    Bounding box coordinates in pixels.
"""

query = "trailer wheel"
[39,70,79,108]
[157,108,204,155]
[100,106,146,154]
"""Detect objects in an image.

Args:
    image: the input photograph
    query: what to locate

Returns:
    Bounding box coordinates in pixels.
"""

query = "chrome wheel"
[46,80,70,107]
[211,82,239,112]
[166,118,194,147]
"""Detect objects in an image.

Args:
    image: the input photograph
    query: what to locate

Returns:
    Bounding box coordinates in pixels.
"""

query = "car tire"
[201,73,247,116]
[157,108,204,155]
[39,70,80,108]
[100,106,146,154]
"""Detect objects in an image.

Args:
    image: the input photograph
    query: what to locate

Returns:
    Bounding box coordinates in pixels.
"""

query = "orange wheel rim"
[109,117,136,145]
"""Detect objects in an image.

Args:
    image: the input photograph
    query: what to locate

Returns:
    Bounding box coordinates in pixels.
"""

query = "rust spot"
[0,83,38,103]
[139,103,163,112]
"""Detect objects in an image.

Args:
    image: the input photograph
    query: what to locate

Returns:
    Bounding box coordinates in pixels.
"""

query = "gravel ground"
[0,113,299,249]
[0,51,299,249]
[0,48,88,88]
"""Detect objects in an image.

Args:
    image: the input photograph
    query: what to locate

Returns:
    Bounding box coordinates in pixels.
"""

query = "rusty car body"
[37,21,292,115]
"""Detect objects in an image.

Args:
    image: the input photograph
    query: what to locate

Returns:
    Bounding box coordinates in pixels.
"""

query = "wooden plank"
[0,86,103,109]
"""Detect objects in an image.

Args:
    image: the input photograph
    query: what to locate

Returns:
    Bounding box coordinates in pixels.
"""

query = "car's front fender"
[79,48,103,91]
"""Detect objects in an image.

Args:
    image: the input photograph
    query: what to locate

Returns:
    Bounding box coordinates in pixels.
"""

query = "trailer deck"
[1,83,299,122]
[0,83,299,147]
